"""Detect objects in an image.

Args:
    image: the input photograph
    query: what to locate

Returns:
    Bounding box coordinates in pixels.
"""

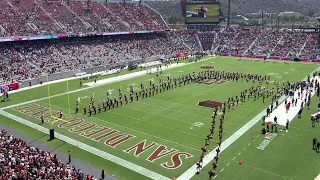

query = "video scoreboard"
[184,1,221,24]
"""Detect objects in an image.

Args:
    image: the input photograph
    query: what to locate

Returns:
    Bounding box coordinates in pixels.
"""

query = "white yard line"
[176,67,320,180]
[1,57,214,111]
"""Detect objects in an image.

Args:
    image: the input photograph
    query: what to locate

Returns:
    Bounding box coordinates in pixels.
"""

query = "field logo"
[14,104,194,170]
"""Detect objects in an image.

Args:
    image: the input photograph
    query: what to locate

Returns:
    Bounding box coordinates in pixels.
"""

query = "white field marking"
[39,101,202,152]
[220,168,224,172]
[232,157,236,161]
[246,164,294,180]
[192,122,204,128]
[226,163,230,166]
[314,173,320,180]
[1,57,214,111]
[257,135,260,138]
[237,152,241,155]
[213,175,217,179]
[176,66,320,180]
[0,110,171,180]
[248,143,251,146]
[243,147,246,150]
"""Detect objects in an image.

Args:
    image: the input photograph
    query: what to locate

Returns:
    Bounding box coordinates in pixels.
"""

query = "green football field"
[1,57,320,180]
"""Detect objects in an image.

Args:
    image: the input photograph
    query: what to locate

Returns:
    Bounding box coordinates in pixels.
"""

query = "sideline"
[176,66,320,180]
[1,56,214,111]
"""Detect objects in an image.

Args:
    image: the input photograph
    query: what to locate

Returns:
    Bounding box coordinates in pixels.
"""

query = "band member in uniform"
[89,105,92,116]
[84,106,87,115]
[75,103,79,114]
[124,94,128,104]
[40,113,44,124]
[119,96,123,106]
[115,97,119,107]
[98,101,101,113]
[103,100,107,112]
[119,88,122,97]
[130,92,133,103]
[313,137,317,150]
[93,104,97,115]
[59,110,63,119]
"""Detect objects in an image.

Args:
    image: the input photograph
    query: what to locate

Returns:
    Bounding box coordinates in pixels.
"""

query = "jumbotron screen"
[185,3,220,24]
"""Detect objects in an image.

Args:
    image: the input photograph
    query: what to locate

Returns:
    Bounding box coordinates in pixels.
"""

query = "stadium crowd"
[0,0,319,84]
[0,129,95,179]
[0,0,167,37]
[212,28,319,59]
[1,27,320,84]
[0,33,193,84]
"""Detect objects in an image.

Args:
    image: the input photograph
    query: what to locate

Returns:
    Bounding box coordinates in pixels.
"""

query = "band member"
[103,100,107,111]
[40,113,44,124]
[112,98,116,108]
[108,100,112,110]
[119,96,123,106]
[93,104,97,115]
[84,106,87,115]
[59,110,63,119]
[313,137,317,150]
[98,101,101,113]
[124,94,128,104]
[91,93,94,103]
[75,103,79,114]
[115,97,119,107]
[89,105,92,116]
[130,92,133,103]
[119,88,122,97]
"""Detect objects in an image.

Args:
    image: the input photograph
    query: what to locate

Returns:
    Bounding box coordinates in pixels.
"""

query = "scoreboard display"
[185,3,220,24]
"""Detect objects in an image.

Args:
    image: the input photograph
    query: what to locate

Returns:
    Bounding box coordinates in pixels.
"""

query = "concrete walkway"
[0,124,117,180]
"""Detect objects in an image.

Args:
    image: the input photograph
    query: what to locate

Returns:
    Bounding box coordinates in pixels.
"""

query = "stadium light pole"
[227,0,231,27]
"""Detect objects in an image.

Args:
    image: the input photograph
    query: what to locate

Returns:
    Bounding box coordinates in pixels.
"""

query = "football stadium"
[0,0,320,180]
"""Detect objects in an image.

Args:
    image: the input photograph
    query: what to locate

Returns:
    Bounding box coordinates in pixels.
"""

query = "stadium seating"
[219,29,260,55]
[299,34,320,60]
[169,30,202,52]
[0,129,94,179]
[269,30,309,58]
[0,1,168,36]
[197,31,217,51]
[0,33,192,84]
